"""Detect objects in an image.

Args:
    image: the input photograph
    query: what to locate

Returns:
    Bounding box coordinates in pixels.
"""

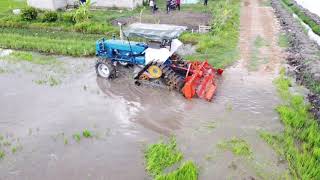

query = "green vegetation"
[282,0,320,36]
[204,121,215,129]
[9,51,59,65]
[42,11,58,22]
[34,76,61,86]
[0,0,146,56]
[254,35,268,48]
[145,137,198,180]
[82,129,93,138]
[73,133,81,142]
[0,0,26,14]
[181,0,240,68]
[278,33,290,48]
[0,27,98,56]
[260,70,320,179]
[218,137,252,157]
[0,151,5,159]
[248,36,268,71]
[64,138,68,145]
[145,137,183,176]
[21,7,38,21]
[156,161,198,180]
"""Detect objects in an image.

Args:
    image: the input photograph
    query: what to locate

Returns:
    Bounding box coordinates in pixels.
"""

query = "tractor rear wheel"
[95,58,116,79]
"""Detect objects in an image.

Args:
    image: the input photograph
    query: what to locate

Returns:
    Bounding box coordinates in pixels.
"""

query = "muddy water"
[0,0,288,179]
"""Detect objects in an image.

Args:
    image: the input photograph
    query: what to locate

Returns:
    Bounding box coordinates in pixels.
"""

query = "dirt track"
[0,0,291,179]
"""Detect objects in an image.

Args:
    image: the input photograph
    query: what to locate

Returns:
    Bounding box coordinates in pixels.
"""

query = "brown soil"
[239,0,283,73]
[112,11,211,31]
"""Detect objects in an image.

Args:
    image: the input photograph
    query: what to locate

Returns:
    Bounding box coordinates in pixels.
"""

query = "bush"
[74,0,91,23]
[42,11,58,22]
[74,21,118,34]
[61,12,76,23]
[21,7,38,21]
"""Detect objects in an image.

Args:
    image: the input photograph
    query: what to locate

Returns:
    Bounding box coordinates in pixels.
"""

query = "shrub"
[61,11,76,23]
[21,7,38,21]
[73,0,91,23]
[74,21,118,34]
[42,11,58,22]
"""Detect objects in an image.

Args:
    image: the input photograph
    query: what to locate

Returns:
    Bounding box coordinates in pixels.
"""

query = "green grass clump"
[145,137,198,180]
[0,151,5,159]
[278,33,290,48]
[73,133,81,142]
[9,51,59,65]
[145,137,183,176]
[218,137,252,157]
[254,35,268,48]
[82,129,93,138]
[181,0,240,68]
[156,161,198,180]
[261,70,320,179]
[281,0,320,36]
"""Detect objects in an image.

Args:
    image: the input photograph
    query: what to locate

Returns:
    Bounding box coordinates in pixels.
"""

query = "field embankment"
[272,0,320,120]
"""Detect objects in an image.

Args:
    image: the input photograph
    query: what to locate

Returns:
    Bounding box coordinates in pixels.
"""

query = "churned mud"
[271,0,320,120]
[0,0,290,179]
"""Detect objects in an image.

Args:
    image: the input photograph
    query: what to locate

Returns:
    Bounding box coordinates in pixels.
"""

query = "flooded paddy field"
[0,0,294,179]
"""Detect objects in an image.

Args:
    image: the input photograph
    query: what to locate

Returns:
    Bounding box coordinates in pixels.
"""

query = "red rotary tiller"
[180,61,223,101]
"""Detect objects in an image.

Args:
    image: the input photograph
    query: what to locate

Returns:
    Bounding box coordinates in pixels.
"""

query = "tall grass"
[260,70,320,179]
[181,0,240,68]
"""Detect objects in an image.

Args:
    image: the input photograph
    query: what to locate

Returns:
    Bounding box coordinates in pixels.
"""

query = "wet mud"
[0,0,290,179]
[271,0,320,121]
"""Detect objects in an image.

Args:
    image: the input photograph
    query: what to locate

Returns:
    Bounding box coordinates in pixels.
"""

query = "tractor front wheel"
[95,58,116,79]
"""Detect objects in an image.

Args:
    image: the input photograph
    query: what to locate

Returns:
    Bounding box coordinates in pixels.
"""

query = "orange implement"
[181,61,222,101]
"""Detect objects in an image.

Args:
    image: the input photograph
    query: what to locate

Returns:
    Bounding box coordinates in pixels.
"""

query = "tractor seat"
[144,48,171,65]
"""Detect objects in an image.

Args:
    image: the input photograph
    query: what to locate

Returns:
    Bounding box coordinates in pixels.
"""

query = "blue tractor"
[95,23,188,90]
[95,23,224,101]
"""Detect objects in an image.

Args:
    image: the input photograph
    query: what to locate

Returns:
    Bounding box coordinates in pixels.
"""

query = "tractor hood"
[123,23,187,41]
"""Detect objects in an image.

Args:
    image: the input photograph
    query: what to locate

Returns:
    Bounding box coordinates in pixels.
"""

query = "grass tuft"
[0,151,5,159]
[82,129,93,138]
[145,137,183,176]
[278,33,289,48]
[155,161,198,180]
[218,137,252,157]
[73,133,81,142]
[9,51,59,65]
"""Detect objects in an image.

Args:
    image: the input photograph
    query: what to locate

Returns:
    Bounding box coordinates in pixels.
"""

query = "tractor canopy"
[123,23,188,41]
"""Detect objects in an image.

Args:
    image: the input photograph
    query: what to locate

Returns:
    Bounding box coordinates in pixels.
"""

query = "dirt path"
[0,0,288,179]
[240,0,283,72]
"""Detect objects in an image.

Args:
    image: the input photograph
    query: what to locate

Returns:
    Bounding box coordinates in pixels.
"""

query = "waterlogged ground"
[0,0,289,179]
